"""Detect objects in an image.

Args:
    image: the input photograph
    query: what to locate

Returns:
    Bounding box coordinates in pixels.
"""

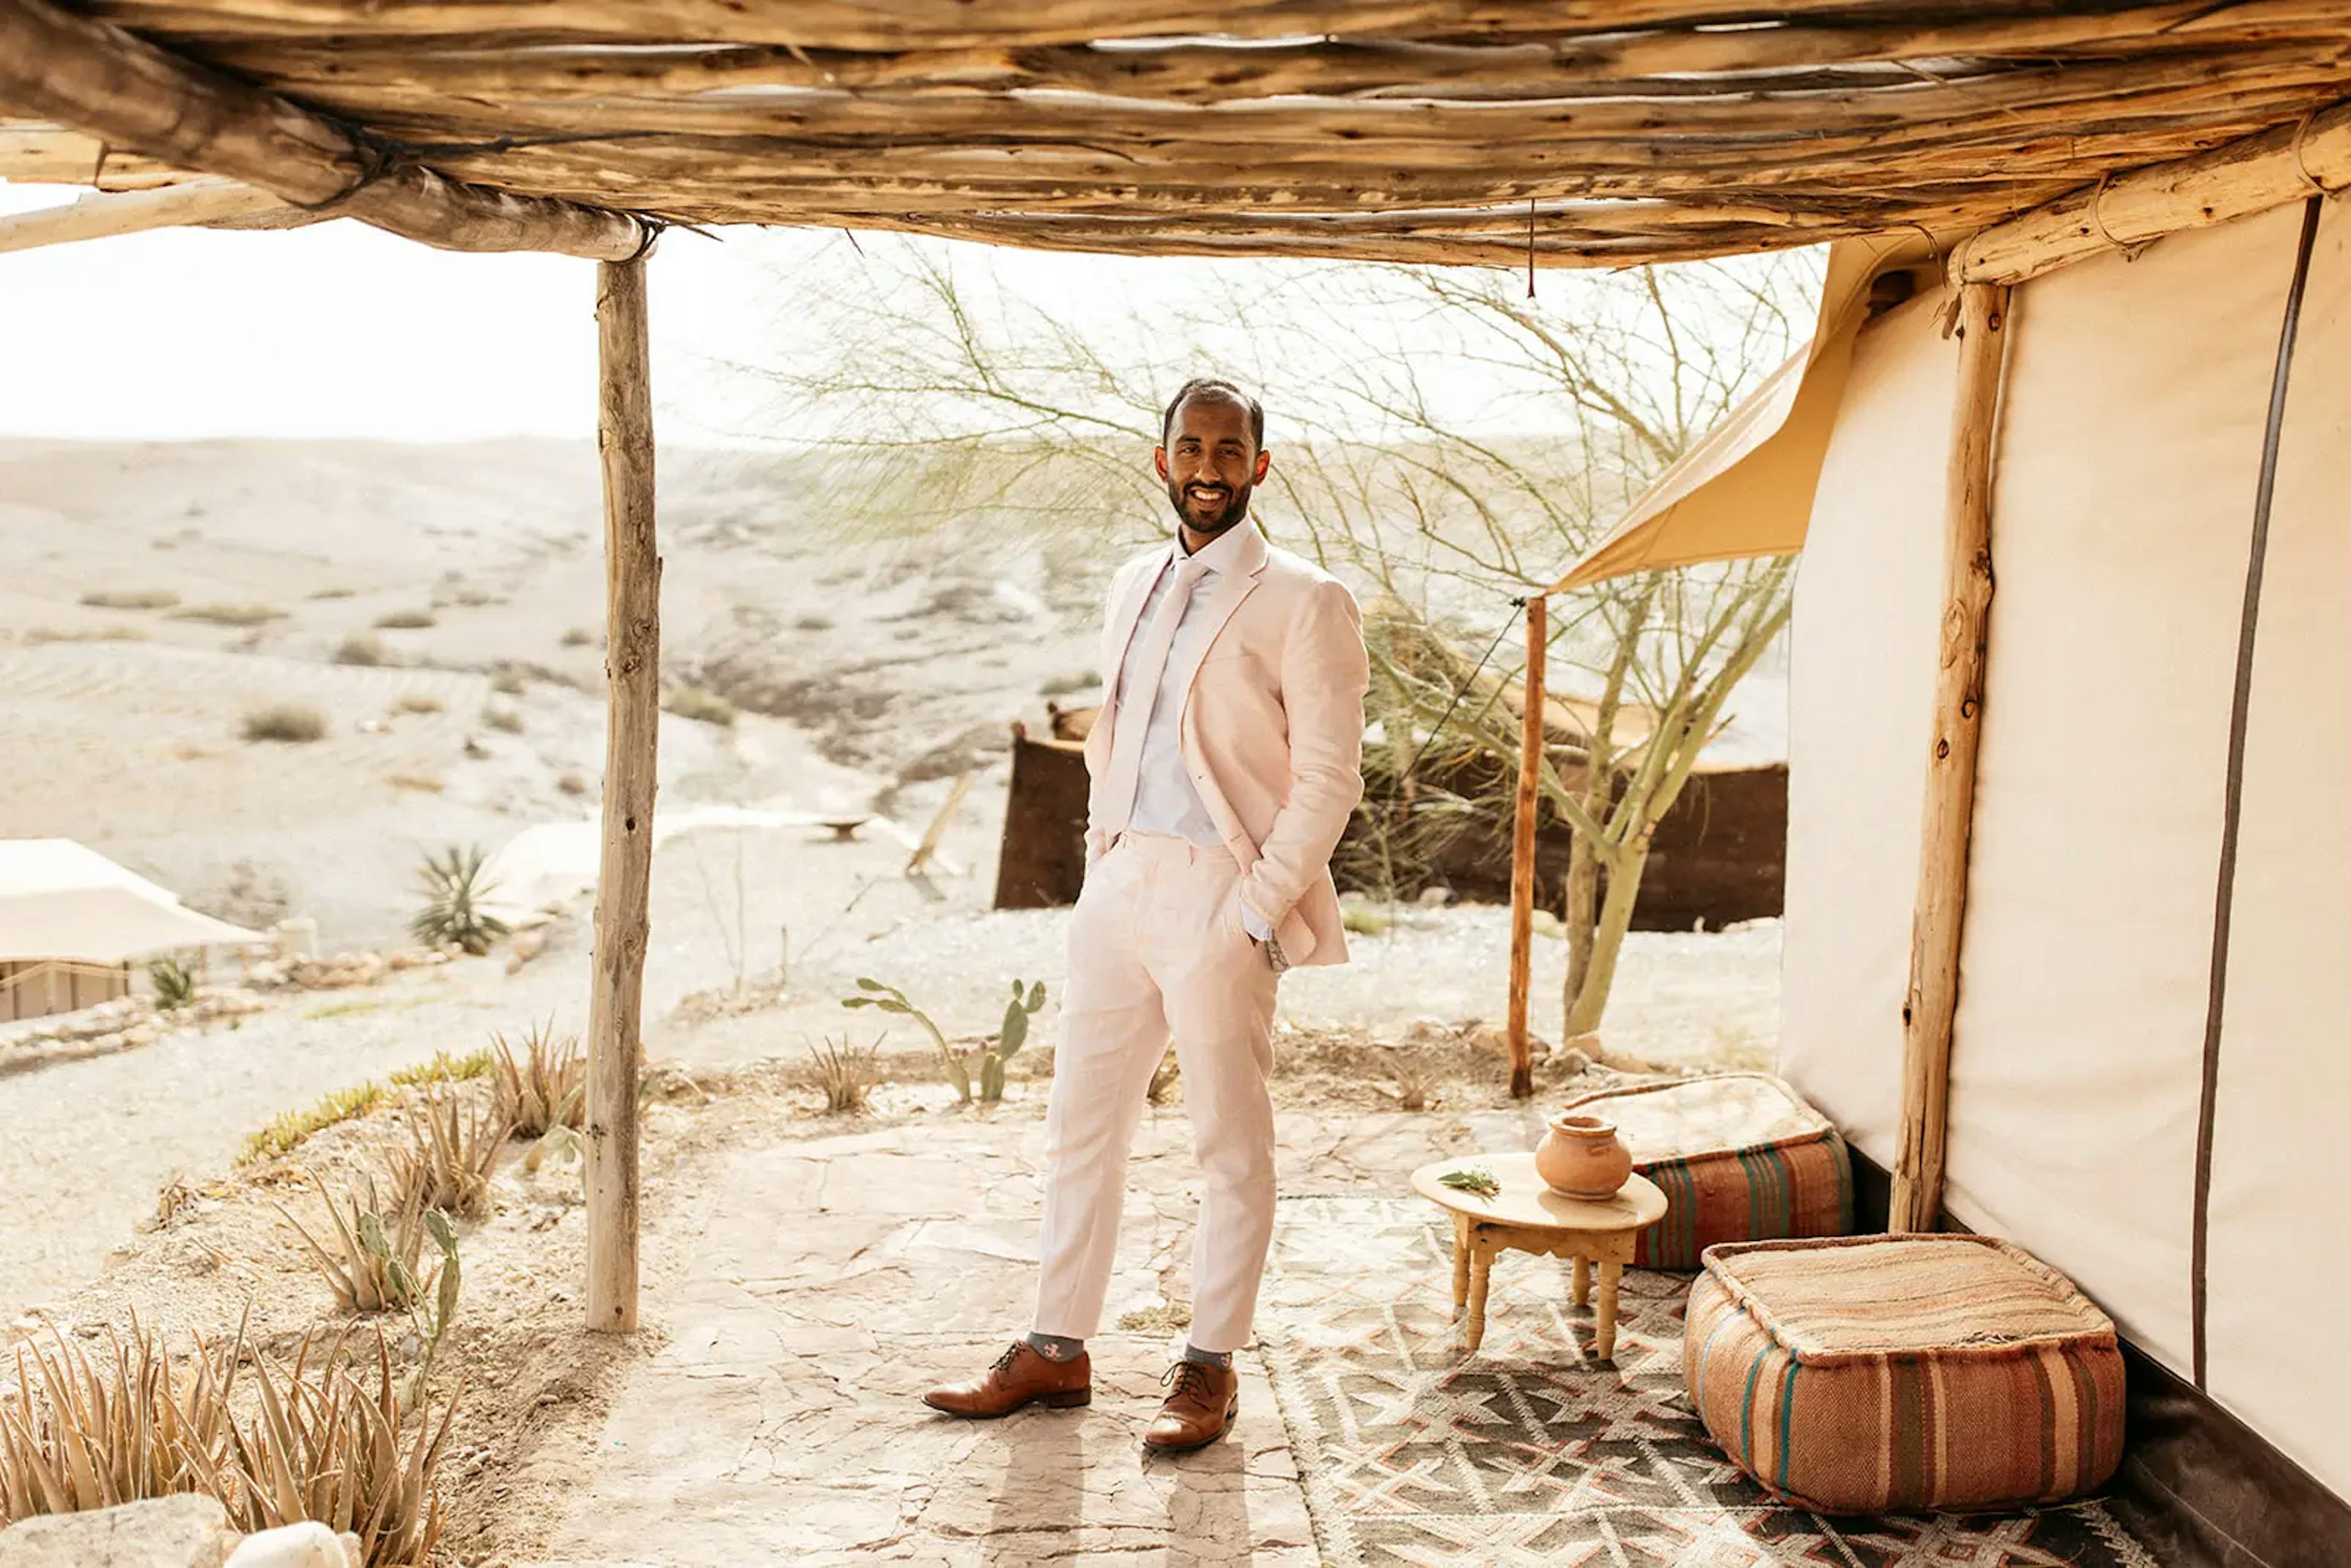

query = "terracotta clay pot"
[1535,1112,1632,1199]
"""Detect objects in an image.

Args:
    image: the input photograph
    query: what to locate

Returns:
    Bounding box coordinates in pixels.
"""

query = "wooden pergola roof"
[6,1,2351,268]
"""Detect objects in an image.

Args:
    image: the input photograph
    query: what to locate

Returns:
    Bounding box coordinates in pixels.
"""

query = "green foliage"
[843,977,1045,1105]
[241,703,327,743]
[238,1081,389,1165]
[277,1174,430,1313]
[147,957,195,1011]
[388,1048,495,1088]
[410,844,508,955]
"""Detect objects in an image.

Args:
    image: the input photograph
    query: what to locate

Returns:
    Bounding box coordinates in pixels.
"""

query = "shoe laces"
[992,1342,1027,1375]
[1162,1360,1217,1400]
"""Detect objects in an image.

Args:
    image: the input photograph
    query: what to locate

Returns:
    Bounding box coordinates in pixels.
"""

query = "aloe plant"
[147,957,195,1010]
[843,977,1046,1105]
[410,844,508,955]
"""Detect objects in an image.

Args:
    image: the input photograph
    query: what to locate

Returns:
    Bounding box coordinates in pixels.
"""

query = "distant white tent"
[0,839,261,964]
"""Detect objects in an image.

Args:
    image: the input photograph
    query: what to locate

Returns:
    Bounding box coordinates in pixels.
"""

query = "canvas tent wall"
[0,839,261,1019]
[1578,197,2350,1556]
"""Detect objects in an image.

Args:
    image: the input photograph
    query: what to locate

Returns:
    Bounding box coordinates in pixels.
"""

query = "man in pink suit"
[924,378,1369,1451]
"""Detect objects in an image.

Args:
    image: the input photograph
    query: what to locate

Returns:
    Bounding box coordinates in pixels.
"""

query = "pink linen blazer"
[1083,522,1370,968]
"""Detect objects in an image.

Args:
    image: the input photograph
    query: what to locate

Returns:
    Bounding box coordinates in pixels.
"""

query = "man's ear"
[1252,448,1272,484]
[1152,446,1171,482]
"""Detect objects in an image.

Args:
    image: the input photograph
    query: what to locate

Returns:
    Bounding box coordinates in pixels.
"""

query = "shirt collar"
[1173,517,1259,576]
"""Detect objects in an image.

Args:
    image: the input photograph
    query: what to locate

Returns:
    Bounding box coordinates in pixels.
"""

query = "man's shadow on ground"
[975,1406,1256,1564]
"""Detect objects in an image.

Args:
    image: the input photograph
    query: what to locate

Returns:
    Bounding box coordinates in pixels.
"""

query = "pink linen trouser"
[1033,831,1281,1353]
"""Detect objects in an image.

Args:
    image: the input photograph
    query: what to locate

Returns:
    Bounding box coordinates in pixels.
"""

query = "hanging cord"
[1400,596,1529,785]
[2289,109,2343,198]
[1526,198,1537,298]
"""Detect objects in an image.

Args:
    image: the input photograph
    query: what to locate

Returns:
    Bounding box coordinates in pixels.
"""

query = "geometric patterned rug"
[1259,1196,2161,1568]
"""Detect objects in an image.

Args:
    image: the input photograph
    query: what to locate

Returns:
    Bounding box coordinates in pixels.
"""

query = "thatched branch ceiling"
[7,0,2351,264]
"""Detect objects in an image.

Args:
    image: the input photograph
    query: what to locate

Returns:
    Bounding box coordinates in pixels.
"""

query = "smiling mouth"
[1185,486,1230,507]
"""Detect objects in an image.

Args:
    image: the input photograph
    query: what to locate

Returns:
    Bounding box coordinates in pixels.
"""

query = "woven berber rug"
[1258,1195,2158,1567]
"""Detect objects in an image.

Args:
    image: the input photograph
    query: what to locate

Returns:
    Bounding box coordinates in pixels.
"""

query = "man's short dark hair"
[1161,377,1265,451]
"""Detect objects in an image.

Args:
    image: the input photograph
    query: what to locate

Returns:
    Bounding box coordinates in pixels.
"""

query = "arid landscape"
[1,437,1780,1564]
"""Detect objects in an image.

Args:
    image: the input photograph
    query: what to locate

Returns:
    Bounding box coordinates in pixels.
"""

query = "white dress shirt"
[1107,523,1274,941]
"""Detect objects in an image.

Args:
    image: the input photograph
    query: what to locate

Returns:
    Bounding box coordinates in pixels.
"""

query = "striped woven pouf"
[1685,1234,2127,1514]
[1564,1073,1853,1270]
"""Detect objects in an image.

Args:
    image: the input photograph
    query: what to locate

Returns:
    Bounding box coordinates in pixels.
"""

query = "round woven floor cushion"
[1685,1234,2126,1514]
[1563,1073,1852,1269]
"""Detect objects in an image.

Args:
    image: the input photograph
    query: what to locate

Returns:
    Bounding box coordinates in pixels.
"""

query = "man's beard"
[1167,476,1252,536]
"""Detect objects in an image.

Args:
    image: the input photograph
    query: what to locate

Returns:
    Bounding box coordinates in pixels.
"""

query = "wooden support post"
[1505,594,1546,1100]
[0,0,647,258]
[1889,281,2009,1234]
[586,257,659,1334]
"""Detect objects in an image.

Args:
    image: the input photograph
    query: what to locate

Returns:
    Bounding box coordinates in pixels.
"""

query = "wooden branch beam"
[0,0,648,258]
[203,4,2351,107]
[1507,595,1546,1102]
[1889,281,2010,1236]
[0,178,287,252]
[80,0,2228,51]
[0,122,193,187]
[585,256,659,1335]
[1957,96,2351,284]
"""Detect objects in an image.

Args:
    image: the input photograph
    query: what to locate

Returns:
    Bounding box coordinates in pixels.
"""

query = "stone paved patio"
[528,1101,1544,1566]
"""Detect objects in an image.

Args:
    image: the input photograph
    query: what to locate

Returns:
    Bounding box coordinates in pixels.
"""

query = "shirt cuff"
[1240,899,1273,943]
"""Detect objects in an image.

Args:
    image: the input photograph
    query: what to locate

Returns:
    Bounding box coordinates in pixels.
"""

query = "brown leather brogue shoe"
[922,1341,1092,1419]
[1142,1359,1239,1452]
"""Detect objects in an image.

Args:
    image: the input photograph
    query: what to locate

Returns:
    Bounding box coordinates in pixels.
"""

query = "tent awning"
[1548,232,1941,594]
[0,839,262,964]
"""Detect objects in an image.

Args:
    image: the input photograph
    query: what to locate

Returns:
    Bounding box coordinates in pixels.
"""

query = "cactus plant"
[843,977,1047,1105]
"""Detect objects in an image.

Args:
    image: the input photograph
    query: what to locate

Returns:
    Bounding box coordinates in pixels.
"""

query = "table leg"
[1464,1247,1492,1354]
[1594,1260,1622,1361]
[1451,1215,1470,1316]
[1571,1254,1591,1307]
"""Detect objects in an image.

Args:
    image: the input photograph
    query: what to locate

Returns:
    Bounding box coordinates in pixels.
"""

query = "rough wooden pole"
[0,178,284,253]
[586,257,659,1334]
[0,0,647,258]
[1505,595,1546,1101]
[1889,281,2009,1234]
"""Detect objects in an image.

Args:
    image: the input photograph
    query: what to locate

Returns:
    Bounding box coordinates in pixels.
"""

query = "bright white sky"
[0,181,1461,444]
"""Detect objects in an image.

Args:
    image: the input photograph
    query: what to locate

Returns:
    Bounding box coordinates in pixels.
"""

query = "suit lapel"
[1100,552,1169,732]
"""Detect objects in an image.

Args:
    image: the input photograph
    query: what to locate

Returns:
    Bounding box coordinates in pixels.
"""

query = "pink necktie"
[1100,557,1204,839]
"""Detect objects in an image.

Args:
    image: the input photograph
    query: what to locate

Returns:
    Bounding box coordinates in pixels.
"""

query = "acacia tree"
[736,237,1814,1043]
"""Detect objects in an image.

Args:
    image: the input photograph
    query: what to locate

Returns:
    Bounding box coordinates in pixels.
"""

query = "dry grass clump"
[386,771,446,793]
[279,1176,433,1315]
[480,705,523,735]
[242,703,328,744]
[557,771,590,797]
[80,589,179,610]
[26,625,149,644]
[807,1034,881,1115]
[308,587,356,601]
[239,1081,387,1166]
[489,667,527,696]
[392,694,443,715]
[335,632,387,666]
[490,1022,584,1137]
[560,626,595,648]
[662,685,736,727]
[372,609,437,631]
[389,1090,509,1221]
[174,603,285,626]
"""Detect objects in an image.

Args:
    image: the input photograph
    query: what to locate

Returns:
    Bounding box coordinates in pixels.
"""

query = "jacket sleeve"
[1237,577,1368,926]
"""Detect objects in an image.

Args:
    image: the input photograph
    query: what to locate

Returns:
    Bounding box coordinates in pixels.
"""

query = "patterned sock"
[1025,1332,1084,1364]
[1181,1343,1233,1370]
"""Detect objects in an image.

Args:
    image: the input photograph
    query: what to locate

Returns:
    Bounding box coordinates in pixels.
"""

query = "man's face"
[1153,394,1270,538]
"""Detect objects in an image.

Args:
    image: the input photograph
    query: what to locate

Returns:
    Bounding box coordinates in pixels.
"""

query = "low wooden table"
[1410,1153,1669,1360]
